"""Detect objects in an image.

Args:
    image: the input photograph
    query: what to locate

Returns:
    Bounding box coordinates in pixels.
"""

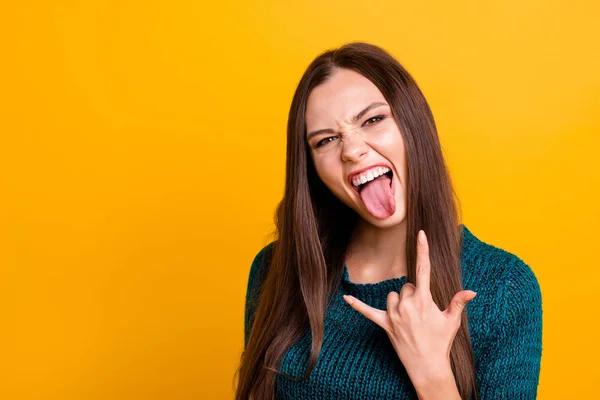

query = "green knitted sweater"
[243,225,543,399]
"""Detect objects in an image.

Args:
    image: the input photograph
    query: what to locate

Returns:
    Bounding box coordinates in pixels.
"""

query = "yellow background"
[1,1,598,399]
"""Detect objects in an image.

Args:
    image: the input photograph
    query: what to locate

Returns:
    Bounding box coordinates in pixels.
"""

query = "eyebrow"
[306,101,388,142]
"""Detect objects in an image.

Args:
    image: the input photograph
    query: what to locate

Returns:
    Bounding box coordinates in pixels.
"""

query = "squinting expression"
[305,68,408,227]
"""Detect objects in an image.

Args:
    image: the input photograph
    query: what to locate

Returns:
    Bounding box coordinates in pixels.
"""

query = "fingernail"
[343,295,354,305]
[418,230,426,245]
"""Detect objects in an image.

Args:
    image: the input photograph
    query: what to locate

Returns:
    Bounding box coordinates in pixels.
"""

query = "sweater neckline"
[338,224,474,309]
[340,263,408,309]
[342,263,408,288]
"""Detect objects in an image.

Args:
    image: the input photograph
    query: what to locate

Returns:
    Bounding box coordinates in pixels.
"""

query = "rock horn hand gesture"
[343,230,476,388]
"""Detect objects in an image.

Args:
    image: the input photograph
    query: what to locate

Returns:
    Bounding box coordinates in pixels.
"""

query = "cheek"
[313,158,344,189]
[369,130,407,181]
[318,163,338,185]
[371,126,405,153]
[373,126,403,148]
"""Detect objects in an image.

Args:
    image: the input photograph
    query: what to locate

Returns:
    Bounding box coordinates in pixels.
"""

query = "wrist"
[411,358,453,386]
[410,361,460,400]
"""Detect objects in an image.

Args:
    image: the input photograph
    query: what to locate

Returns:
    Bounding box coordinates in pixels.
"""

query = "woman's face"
[305,68,407,227]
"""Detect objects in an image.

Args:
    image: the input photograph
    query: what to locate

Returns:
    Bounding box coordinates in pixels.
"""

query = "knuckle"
[398,301,412,317]
[401,283,414,293]
[400,284,415,298]
[389,310,402,325]
[386,291,399,307]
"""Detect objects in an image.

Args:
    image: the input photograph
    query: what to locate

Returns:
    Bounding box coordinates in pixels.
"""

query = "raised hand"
[342,230,476,387]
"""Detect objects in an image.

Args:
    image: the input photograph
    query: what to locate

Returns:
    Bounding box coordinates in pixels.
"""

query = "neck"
[345,217,408,283]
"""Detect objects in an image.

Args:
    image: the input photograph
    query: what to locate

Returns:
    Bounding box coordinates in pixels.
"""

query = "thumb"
[445,290,477,319]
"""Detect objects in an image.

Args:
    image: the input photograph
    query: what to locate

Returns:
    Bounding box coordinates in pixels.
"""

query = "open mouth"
[351,169,394,195]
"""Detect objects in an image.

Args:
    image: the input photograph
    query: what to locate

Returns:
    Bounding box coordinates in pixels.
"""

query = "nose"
[341,131,368,162]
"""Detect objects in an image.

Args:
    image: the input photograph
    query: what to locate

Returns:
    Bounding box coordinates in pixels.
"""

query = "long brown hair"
[234,42,478,400]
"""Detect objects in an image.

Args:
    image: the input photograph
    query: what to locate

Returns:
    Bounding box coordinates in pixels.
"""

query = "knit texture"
[244,225,543,399]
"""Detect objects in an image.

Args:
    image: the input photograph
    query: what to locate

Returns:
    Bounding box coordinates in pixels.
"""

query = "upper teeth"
[351,166,391,187]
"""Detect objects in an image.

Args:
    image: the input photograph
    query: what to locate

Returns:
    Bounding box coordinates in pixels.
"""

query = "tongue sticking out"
[359,174,396,218]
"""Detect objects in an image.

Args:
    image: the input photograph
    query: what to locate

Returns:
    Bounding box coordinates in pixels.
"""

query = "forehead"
[305,68,387,126]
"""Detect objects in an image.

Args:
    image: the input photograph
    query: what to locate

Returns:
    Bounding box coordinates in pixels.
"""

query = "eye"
[316,136,337,148]
[314,115,386,148]
[363,115,386,126]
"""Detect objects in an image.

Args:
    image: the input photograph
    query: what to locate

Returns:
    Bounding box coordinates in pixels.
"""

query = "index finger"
[416,230,431,296]
[343,295,390,331]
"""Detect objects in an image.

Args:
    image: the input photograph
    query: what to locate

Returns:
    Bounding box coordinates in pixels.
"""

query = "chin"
[367,213,406,228]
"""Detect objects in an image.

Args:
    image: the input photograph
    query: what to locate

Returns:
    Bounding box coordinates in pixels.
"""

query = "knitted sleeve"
[243,241,275,349]
[476,257,543,399]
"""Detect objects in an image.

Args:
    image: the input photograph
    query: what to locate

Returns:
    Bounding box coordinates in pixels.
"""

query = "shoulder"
[243,240,277,347]
[460,224,542,337]
[462,226,543,396]
[246,240,277,300]
[460,224,541,294]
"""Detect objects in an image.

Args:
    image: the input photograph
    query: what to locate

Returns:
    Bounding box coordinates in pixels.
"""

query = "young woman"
[235,42,543,400]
